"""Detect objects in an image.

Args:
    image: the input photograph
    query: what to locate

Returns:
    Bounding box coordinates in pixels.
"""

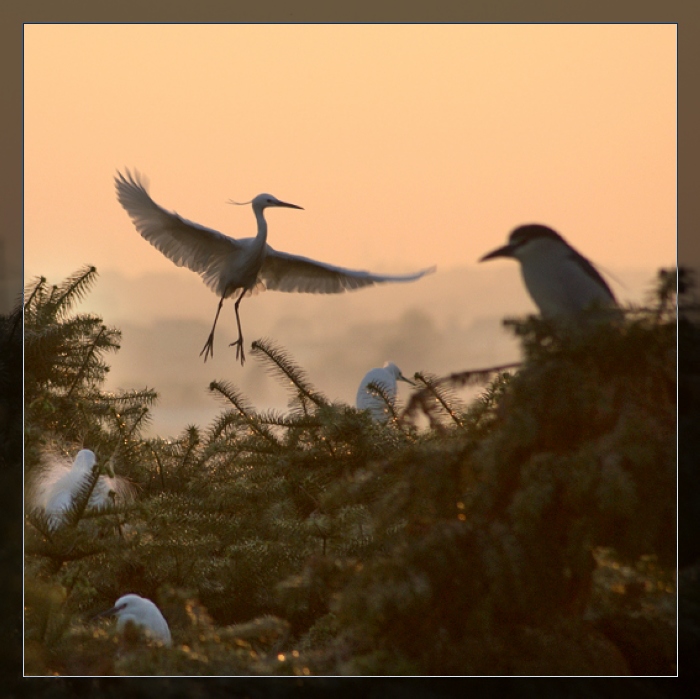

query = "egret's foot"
[199,334,215,363]
[229,338,246,365]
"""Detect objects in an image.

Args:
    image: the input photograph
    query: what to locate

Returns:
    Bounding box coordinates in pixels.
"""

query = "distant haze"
[58,263,661,437]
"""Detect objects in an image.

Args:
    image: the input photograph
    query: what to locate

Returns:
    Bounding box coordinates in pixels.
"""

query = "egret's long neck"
[252,205,268,249]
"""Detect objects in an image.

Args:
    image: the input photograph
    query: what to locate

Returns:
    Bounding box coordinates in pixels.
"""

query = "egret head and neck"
[384,362,416,386]
[228,194,303,241]
[93,593,172,646]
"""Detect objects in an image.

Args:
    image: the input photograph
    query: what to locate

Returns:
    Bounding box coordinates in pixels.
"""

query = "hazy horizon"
[31,261,663,437]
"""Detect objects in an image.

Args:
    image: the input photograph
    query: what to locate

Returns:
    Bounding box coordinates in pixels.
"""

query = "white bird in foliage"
[94,594,172,646]
[30,448,134,531]
[356,362,415,422]
[115,170,436,365]
[479,224,619,318]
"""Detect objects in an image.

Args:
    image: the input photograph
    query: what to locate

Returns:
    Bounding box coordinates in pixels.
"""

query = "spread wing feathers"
[260,249,435,294]
[116,169,436,298]
[115,170,242,296]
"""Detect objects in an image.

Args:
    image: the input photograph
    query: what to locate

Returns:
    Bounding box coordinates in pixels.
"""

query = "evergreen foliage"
[22,266,683,683]
[24,267,157,470]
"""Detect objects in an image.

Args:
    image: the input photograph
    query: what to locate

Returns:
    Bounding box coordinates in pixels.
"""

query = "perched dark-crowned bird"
[479,224,619,318]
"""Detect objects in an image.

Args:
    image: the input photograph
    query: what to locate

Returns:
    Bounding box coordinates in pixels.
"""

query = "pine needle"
[251,338,328,410]
[208,380,282,448]
[51,265,98,319]
[403,362,521,426]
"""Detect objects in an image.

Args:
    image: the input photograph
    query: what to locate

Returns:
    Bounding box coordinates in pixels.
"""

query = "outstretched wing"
[115,170,242,296]
[259,247,436,294]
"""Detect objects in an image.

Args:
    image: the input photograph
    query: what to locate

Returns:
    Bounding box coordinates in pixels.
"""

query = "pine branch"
[66,325,108,398]
[413,372,464,428]
[26,507,59,541]
[23,275,47,315]
[24,536,109,563]
[109,405,152,451]
[255,409,322,430]
[208,380,282,448]
[146,441,168,491]
[59,460,103,529]
[363,380,400,422]
[91,388,159,413]
[209,379,256,417]
[251,338,328,410]
[206,409,245,443]
[179,425,201,472]
[51,265,98,320]
[47,283,59,307]
[403,362,521,426]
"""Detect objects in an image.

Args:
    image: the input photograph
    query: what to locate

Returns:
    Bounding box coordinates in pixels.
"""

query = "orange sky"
[24,24,676,284]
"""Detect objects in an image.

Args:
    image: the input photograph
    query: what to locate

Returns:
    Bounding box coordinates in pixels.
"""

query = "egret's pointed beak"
[479,243,516,262]
[398,373,416,387]
[91,603,123,622]
[277,200,304,210]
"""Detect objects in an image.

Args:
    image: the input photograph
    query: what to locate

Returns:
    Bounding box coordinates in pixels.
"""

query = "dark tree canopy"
[17,266,687,694]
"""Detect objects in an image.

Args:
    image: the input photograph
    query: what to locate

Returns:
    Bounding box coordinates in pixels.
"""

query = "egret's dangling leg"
[229,288,248,365]
[200,295,226,363]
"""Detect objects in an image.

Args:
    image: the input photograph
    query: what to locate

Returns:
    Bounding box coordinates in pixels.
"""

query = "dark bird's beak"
[398,373,416,387]
[479,243,516,262]
[278,200,304,210]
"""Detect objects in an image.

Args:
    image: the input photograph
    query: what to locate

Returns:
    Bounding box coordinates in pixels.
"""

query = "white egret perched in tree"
[356,362,415,422]
[479,224,619,318]
[115,170,436,365]
[93,594,172,646]
[29,448,134,531]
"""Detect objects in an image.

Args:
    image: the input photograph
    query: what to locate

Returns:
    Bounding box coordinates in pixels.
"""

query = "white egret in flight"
[356,361,415,422]
[115,170,436,365]
[29,448,134,531]
[479,224,619,318]
[93,594,172,646]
